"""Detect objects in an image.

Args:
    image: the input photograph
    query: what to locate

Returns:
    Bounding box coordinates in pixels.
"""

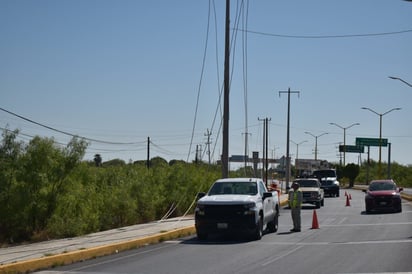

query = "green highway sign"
[339,145,364,153]
[356,137,388,147]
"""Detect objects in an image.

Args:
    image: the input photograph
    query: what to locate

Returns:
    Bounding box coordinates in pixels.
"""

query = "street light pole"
[388,76,412,88]
[290,140,307,162]
[329,122,360,166]
[361,107,401,177]
[304,132,328,161]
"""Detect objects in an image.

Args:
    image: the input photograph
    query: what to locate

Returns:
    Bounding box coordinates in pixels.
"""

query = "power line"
[0,107,144,145]
[234,28,412,39]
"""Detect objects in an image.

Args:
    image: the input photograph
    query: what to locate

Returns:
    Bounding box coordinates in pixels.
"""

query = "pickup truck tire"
[316,201,321,208]
[321,198,324,207]
[251,217,263,240]
[267,210,279,233]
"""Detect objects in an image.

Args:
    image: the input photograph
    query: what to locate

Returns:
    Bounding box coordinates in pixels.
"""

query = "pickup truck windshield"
[313,170,336,178]
[209,182,257,195]
[297,180,319,187]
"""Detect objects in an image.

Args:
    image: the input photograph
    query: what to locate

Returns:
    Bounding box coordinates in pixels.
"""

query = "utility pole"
[279,88,300,191]
[242,132,252,170]
[258,118,265,180]
[258,117,271,187]
[195,144,202,164]
[205,129,212,165]
[147,136,150,169]
[195,145,198,164]
[222,0,230,178]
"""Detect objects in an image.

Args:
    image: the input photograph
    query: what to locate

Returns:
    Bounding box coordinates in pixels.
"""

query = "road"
[37,189,412,274]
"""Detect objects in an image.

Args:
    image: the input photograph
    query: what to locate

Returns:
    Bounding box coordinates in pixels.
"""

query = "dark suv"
[320,178,340,197]
[312,169,340,197]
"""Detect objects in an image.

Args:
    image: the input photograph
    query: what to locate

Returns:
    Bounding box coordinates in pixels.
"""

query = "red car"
[363,180,403,213]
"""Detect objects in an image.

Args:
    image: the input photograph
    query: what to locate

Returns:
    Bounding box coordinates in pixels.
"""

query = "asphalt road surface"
[37,189,412,274]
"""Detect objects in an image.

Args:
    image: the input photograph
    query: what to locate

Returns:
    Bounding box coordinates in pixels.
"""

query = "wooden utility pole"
[222,0,230,178]
[147,136,150,169]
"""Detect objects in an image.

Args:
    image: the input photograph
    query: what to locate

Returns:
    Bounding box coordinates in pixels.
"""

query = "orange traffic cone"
[349,193,352,200]
[345,191,348,197]
[346,195,351,206]
[311,209,319,229]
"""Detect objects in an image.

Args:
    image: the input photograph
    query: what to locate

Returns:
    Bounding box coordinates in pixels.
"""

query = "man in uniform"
[288,182,303,232]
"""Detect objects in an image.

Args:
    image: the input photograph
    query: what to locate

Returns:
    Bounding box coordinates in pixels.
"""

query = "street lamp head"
[362,107,401,116]
[388,76,412,87]
[304,131,315,138]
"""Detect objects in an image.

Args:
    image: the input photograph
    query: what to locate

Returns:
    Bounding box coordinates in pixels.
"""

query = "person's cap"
[292,182,299,188]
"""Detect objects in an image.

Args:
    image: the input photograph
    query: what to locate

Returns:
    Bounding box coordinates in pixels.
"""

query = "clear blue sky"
[1,0,411,167]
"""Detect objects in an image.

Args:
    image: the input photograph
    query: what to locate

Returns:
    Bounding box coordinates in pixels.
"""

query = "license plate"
[380,201,387,205]
[217,223,228,229]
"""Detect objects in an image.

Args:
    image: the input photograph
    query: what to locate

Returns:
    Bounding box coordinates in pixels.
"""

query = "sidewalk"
[0,194,289,273]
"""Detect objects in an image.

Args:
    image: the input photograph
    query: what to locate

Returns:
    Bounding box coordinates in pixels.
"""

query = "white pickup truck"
[195,178,279,240]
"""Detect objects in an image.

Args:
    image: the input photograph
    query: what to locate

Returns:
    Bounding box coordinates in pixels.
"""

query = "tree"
[151,156,168,167]
[94,154,102,167]
[343,163,360,188]
[0,128,24,242]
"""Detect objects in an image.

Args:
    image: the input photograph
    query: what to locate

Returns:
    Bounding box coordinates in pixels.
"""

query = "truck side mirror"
[197,192,206,200]
[263,192,273,200]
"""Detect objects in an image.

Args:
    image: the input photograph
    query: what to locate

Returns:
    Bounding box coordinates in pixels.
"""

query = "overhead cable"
[235,28,412,39]
[0,107,144,145]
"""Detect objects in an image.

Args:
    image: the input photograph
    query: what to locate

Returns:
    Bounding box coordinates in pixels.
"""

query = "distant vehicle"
[320,178,340,197]
[312,169,340,197]
[195,178,279,240]
[312,169,338,180]
[293,178,324,208]
[362,179,403,213]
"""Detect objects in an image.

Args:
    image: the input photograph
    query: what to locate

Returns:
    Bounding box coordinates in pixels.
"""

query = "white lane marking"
[318,222,412,227]
[261,246,303,266]
[261,238,412,246]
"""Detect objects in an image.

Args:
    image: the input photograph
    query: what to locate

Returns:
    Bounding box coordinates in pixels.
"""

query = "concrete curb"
[0,226,196,274]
